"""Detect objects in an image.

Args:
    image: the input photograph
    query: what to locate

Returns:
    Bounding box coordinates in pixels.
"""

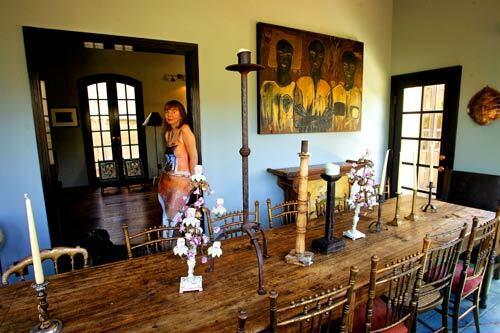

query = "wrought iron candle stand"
[421,181,437,212]
[312,173,346,253]
[405,189,420,220]
[30,282,62,333]
[226,50,269,295]
[387,192,403,226]
[368,185,388,232]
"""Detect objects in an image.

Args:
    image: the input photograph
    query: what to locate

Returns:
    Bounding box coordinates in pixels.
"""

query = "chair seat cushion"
[452,262,482,294]
[352,297,408,333]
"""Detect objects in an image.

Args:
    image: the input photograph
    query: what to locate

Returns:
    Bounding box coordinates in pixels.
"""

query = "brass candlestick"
[421,181,437,212]
[226,50,269,295]
[387,192,403,226]
[30,282,62,333]
[405,189,419,221]
[368,186,388,232]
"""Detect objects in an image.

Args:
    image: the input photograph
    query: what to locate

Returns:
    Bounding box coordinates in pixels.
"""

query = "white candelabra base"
[179,275,203,293]
[343,229,366,240]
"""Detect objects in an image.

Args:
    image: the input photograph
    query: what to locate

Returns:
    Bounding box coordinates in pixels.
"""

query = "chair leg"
[473,290,481,333]
[452,297,460,333]
[442,289,451,333]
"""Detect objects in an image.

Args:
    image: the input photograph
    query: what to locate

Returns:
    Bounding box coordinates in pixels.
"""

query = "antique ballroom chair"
[416,224,467,333]
[267,193,310,228]
[204,200,259,241]
[352,237,431,333]
[2,246,88,285]
[121,224,178,259]
[450,215,498,333]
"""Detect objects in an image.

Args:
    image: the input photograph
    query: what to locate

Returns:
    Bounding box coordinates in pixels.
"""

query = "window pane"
[48,150,54,165]
[95,163,100,177]
[419,141,441,166]
[40,81,47,99]
[128,115,137,129]
[122,145,131,159]
[116,83,126,99]
[99,100,109,115]
[119,116,129,130]
[127,100,136,115]
[421,113,442,139]
[87,84,97,99]
[103,147,113,160]
[126,85,135,99]
[46,134,52,149]
[100,117,110,131]
[118,100,127,115]
[92,132,102,147]
[97,82,107,99]
[131,145,139,158]
[423,84,445,111]
[90,116,100,131]
[400,139,418,164]
[89,100,99,115]
[402,114,420,138]
[94,147,103,162]
[418,167,438,192]
[129,130,138,144]
[42,100,49,116]
[121,131,129,145]
[102,131,111,146]
[403,86,422,112]
[44,117,50,131]
[399,163,414,189]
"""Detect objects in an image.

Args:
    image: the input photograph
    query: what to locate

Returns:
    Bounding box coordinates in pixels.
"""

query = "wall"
[44,48,186,187]
[0,0,393,271]
[392,0,500,176]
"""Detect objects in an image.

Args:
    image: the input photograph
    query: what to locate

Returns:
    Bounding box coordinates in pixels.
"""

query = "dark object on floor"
[78,229,127,266]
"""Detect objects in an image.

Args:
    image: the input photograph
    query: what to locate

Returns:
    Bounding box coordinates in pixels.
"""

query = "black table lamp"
[143,112,164,177]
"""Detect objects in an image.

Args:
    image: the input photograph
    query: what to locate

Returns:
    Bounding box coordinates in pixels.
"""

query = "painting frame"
[98,161,119,182]
[50,107,79,127]
[257,22,364,134]
[123,158,144,179]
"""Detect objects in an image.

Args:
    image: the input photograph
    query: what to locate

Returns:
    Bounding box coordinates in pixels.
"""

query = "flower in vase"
[202,235,210,244]
[211,198,227,217]
[191,164,207,182]
[185,232,193,240]
[173,212,183,224]
[201,256,207,264]
[183,208,200,227]
[187,250,196,260]
[194,197,205,208]
[208,241,223,258]
[179,224,186,232]
[173,238,188,257]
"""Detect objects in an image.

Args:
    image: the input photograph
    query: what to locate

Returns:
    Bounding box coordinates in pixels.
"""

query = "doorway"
[23,27,201,251]
[388,66,461,198]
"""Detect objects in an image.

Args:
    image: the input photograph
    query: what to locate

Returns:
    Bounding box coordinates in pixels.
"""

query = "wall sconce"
[163,73,186,82]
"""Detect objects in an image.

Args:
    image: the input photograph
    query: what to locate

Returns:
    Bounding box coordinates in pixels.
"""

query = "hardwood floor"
[57,185,162,246]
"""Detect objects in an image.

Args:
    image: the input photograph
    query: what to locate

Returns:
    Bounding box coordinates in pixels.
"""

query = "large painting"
[257,23,364,134]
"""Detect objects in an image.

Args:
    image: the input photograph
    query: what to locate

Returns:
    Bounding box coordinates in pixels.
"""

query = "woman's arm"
[181,125,198,174]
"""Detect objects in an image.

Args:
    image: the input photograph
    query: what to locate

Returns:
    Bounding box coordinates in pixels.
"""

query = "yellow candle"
[428,142,434,171]
[379,149,390,195]
[413,150,418,191]
[24,194,44,284]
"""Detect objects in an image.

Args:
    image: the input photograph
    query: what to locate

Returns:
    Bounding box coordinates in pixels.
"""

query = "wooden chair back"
[204,201,259,241]
[2,246,88,285]
[362,237,431,332]
[267,193,310,228]
[315,193,349,218]
[122,224,179,259]
[268,266,358,333]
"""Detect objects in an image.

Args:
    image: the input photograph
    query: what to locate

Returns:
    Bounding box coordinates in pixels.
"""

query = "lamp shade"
[143,112,163,127]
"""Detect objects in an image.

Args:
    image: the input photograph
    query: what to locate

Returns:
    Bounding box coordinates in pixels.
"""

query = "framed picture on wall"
[257,22,364,134]
[50,108,79,127]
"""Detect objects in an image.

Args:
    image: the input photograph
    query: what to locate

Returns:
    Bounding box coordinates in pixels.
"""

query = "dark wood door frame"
[23,26,201,246]
[388,66,461,198]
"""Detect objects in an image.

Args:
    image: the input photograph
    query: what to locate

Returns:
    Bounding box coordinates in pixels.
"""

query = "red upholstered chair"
[416,224,468,333]
[450,215,498,333]
[353,237,431,333]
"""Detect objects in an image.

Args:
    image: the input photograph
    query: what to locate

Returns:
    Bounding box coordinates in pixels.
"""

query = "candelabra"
[312,173,345,253]
[421,181,437,212]
[30,282,62,333]
[368,185,388,232]
[387,192,403,226]
[405,189,420,220]
[226,50,269,295]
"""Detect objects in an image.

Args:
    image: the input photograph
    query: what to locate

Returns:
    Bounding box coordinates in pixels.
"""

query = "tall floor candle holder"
[421,181,437,213]
[368,185,388,232]
[226,50,269,295]
[30,282,62,333]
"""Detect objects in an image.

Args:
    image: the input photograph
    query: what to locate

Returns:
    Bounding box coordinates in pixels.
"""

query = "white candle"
[24,194,44,284]
[428,142,434,184]
[397,152,403,193]
[237,48,250,53]
[325,162,340,176]
[379,149,390,195]
[412,150,418,191]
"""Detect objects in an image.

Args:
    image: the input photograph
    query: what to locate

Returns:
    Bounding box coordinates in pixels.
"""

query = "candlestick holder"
[227,51,269,295]
[405,189,420,221]
[387,192,403,226]
[30,281,62,333]
[368,187,388,232]
[421,181,437,213]
[312,173,346,254]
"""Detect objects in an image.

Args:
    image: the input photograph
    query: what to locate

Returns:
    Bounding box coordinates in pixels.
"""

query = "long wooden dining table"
[0,196,495,332]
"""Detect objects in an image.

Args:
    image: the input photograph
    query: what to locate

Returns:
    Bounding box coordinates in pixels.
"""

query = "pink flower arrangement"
[347,150,377,209]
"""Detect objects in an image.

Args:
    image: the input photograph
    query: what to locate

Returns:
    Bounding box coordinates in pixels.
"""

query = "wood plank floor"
[57,186,162,246]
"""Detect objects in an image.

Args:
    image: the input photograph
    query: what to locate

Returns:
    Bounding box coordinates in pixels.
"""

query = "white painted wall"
[392,0,500,176]
[0,0,393,270]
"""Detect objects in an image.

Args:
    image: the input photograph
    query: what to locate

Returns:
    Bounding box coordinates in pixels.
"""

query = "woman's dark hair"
[164,100,188,130]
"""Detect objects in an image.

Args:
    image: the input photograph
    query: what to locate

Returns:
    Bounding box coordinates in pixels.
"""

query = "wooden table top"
[267,162,352,179]
[0,196,495,333]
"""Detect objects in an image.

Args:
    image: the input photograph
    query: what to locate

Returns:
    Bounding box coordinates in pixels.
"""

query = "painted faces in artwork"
[308,39,325,79]
[276,39,293,86]
[342,51,356,91]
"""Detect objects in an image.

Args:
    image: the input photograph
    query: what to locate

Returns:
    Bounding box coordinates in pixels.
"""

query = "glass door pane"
[117,83,141,160]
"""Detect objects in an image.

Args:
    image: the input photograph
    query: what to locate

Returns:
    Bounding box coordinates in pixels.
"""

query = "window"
[40,81,55,165]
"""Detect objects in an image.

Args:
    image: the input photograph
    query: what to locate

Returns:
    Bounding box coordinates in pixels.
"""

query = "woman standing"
[158,100,198,231]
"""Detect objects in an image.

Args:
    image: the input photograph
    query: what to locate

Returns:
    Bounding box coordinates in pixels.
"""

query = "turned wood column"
[295,141,310,255]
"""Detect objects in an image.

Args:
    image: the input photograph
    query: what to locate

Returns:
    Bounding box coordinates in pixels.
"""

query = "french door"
[79,74,148,186]
[389,66,461,198]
